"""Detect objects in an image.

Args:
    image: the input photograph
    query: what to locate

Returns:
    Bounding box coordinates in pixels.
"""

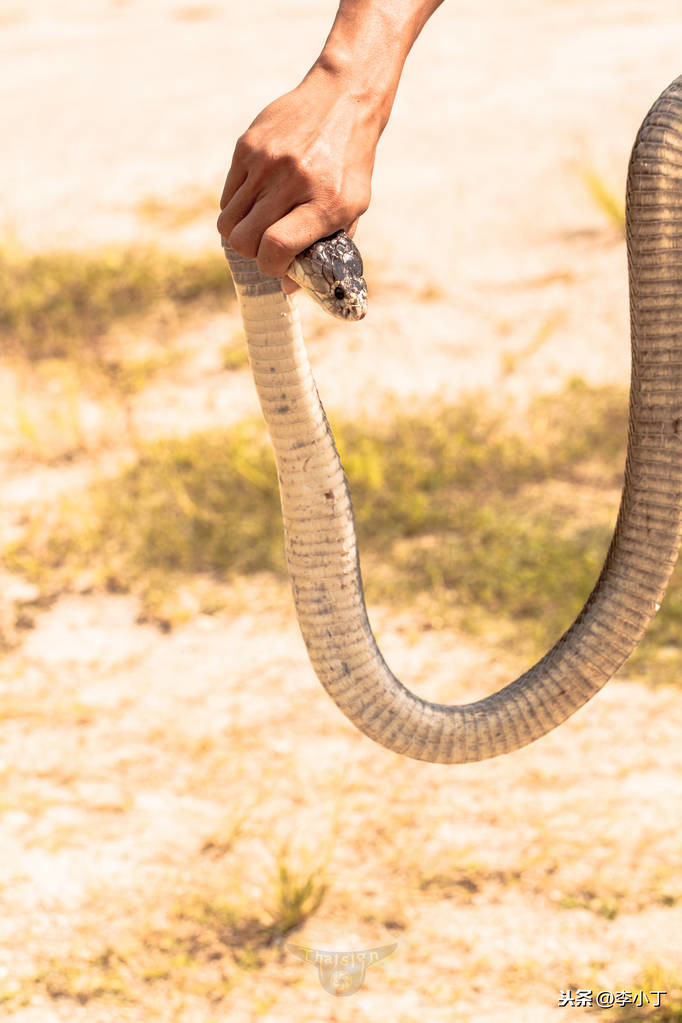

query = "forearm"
[311,0,446,134]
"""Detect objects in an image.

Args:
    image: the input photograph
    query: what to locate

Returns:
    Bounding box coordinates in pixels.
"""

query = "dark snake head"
[287,230,368,321]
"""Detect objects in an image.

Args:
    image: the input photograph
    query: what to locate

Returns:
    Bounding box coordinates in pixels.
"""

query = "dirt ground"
[1,1,682,1021]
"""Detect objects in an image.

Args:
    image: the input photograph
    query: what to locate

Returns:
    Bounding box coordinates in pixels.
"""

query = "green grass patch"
[0,244,233,361]
[5,378,639,648]
[9,374,682,676]
[222,332,250,371]
[267,854,327,940]
[5,420,283,628]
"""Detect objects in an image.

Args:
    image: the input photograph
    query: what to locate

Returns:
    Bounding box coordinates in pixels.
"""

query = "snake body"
[223,76,682,763]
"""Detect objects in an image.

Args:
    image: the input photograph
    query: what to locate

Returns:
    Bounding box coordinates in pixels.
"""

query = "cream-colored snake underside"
[223,75,682,763]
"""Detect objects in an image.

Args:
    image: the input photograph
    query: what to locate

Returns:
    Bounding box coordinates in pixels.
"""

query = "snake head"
[287,230,368,321]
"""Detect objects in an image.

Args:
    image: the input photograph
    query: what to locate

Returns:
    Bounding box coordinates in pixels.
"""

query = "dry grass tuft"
[0,244,233,362]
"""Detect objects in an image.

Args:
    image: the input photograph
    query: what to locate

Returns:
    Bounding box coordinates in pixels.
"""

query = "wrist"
[306,44,398,137]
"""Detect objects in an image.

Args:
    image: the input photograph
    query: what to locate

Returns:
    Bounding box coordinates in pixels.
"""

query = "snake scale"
[222,75,682,763]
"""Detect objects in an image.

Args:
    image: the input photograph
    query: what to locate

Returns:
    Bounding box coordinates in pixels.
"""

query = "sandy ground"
[1,1,682,1021]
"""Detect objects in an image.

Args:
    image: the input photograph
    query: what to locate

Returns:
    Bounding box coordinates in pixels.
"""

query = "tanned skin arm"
[217,0,445,291]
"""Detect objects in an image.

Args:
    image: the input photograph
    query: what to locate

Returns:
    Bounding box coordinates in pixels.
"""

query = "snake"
[222,75,682,764]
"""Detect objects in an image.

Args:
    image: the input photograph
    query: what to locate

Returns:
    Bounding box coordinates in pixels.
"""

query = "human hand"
[217,64,382,292]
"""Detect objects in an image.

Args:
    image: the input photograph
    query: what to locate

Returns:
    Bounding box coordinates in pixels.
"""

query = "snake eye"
[334,285,346,300]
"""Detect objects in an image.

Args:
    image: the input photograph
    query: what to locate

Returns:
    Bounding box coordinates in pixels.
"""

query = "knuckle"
[235,134,317,199]
[342,186,370,221]
[217,207,237,239]
[329,198,355,231]
[323,183,370,226]
[258,229,293,277]
[234,131,254,161]
[235,130,274,172]
[259,148,310,187]
[227,222,259,260]
[238,132,307,176]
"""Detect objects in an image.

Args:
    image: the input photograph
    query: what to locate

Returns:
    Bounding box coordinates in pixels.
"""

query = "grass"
[32,952,132,1006]
[583,168,626,233]
[222,331,250,371]
[557,890,621,920]
[6,374,682,675]
[5,848,328,1011]
[0,243,233,361]
[2,378,627,641]
[500,310,565,375]
[606,968,682,1021]
[135,187,219,230]
[0,240,235,460]
[268,854,328,940]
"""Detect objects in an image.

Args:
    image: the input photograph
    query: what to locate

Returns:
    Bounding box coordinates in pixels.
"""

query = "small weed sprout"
[267,851,328,940]
[583,168,626,233]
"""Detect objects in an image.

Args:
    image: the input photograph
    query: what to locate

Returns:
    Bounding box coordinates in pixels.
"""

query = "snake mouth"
[336,282,368,321]
[342,302,367,322]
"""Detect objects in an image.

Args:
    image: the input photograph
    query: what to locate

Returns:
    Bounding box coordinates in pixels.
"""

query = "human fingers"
[280,214,360,295]
[256,201,350,278]
[219,154,247,211]
[227,187,298,260]
[217,178,257,241]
